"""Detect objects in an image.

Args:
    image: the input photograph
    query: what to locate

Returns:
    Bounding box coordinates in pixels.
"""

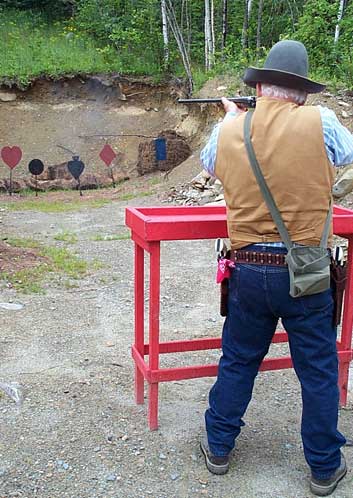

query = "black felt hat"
[243,40,325,94]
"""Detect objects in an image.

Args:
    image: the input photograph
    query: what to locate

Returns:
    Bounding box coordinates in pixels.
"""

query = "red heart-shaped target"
[1,146,23,169]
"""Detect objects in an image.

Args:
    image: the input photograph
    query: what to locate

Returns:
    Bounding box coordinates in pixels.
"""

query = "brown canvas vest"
[215,97,335,249]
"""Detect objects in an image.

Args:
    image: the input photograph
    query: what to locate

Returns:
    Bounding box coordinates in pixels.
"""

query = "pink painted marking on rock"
[1,146,23,169]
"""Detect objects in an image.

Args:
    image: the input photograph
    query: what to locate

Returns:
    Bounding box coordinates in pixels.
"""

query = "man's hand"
[222,97,246,115]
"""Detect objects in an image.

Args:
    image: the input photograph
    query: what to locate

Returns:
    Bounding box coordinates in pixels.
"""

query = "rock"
[86,75,126,102]
[106,474,117,482]
[341,110,349,119]
[170,472,180,481]
[0,302,24,311]
[333,166,353,198]
[3,178,27,193]
[0,179,7,192]
[168,170,224,206]
[338,101,350,107]
[175,116,201,138]
[0,92,16,102]
[159,453,167,460]
[24,168,121,192]
[38,163,71,181]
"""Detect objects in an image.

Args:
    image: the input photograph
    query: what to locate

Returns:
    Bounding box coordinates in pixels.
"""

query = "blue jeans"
[205,245,346,480]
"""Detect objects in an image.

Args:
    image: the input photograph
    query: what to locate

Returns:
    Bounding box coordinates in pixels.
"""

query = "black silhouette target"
[28,159,45,196]
[68,156,85,196]
[68,156,85,180]
[28,159,44,176]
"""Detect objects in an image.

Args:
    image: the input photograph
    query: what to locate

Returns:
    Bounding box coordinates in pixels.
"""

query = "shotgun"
[178,96,256,108]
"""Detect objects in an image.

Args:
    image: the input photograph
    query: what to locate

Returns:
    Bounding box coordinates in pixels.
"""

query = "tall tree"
[256,0,264,57]
[161,0,169,67]
[334,0,346,44]
[165,0,193,92]
[242,0,250,49]
[221,0,228,52]
[204,0,215,70]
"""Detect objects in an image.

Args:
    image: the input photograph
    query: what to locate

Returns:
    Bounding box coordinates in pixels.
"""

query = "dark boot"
[310,453,347,496]
[200,435,230,475]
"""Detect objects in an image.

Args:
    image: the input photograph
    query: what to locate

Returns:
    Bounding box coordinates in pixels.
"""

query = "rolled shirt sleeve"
[200,111,240,177]
[319,106,353,167]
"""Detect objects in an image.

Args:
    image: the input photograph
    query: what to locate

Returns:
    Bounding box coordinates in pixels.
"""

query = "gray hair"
[261,83,307,105]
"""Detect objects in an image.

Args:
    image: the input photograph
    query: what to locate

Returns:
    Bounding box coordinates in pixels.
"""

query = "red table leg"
[148,242,161,430]
[338,238,353,406]
[134,243,145,405]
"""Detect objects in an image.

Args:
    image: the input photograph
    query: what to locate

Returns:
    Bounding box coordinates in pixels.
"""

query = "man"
[200,40,353,496]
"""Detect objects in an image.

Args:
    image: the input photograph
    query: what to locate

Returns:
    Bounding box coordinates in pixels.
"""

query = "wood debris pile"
[167,170,225,205]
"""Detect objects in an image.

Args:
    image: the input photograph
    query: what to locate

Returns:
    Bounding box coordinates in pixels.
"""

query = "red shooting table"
[125,205,353,430]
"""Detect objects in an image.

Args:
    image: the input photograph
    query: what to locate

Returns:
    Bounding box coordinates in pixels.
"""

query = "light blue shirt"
[200,105,353,248]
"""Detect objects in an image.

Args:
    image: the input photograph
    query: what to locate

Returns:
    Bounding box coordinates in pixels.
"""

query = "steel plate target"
[68,156,85,180]
[28,159,44,176]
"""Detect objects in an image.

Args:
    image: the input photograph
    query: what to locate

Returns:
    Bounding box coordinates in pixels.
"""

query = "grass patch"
[3,266,49,294]
[43,246,88,278]
[54,231,78,244]
[91,233,130,241]
[150,177,162,186]
[120,191,153,202]
[4,237,41,249]
[2,237,91,293]
[0,9,162,86]
[0,198,111,213]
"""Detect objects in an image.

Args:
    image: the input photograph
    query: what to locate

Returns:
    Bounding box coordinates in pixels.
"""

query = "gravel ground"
[0,195,352,498]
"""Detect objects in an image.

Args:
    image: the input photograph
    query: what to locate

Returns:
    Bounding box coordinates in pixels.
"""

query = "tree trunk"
[166,0,193,93]
[334,0,346,44]
[205,0,211,70]
[256,0,264,57]
[242,0,249,50]
[248,0,253,17]
[204,0,215,70]
[221,0,228,52]
[186,0,191,54]
[161,0,169,67]
[210,0,215,58]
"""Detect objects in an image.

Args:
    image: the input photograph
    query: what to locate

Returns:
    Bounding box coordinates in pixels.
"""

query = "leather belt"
[231,250,287,266]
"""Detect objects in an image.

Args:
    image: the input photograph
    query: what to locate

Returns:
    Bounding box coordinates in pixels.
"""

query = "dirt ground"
[0,191,352,498]
[0,79,352,498]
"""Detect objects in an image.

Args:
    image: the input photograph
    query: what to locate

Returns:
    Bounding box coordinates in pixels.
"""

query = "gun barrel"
[178,97,256,108]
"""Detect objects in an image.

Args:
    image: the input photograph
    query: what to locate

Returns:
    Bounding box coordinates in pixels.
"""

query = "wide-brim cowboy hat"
[243,40,325,94]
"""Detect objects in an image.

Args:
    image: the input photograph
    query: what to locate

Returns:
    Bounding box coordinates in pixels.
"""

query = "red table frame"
[125,205,353,430]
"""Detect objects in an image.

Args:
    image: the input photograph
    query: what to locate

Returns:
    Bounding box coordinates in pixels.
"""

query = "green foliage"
[0,0,352,90]
[0,9,122,85]
[75,0,164,75]
[294,0,353,89]
[0,0,75,17]
[295,0,338,70]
